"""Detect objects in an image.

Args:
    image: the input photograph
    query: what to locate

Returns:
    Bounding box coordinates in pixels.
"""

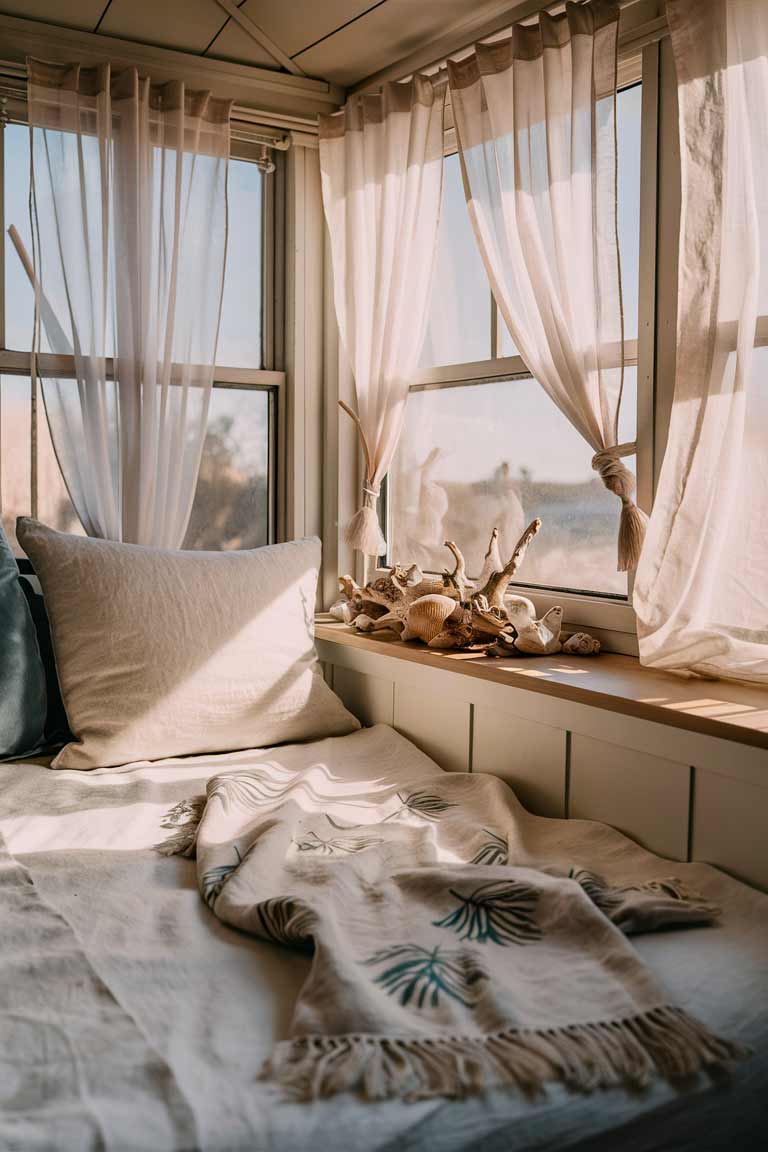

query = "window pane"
[618,83,641,342]
[3,135,264,366]
[4,124,34,352]
[36,383,82,537]
[216,159,263,368]
[389,373,638,598]
[0,375,30,552]
[183,387,271,550]
[498,307,518,359]
[419,153,491,368]
[497,82,641,358]
[0,375,82,554]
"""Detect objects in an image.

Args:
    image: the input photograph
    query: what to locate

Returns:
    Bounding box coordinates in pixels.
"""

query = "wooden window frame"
[374,50,657,656]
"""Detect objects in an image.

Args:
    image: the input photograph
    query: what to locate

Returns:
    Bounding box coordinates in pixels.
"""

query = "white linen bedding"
[0,724,766,1151]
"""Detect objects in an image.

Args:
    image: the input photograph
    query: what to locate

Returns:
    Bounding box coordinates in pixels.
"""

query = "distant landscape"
[390,462,627,598]
[1,381,269,554]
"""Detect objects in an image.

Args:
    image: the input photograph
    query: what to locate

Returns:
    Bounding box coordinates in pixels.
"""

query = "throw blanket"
[167,747,746,1101]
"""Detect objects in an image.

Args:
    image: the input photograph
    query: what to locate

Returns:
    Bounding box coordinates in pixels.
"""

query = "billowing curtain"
[448,0,647,572]
[27,59,231,547]
[319,76,446,558]
[634,0,768,682]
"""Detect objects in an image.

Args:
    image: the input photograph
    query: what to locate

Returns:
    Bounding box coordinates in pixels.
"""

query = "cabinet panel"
[472,705,566,816]
[692,769,768,891]
[332,666,394,728]
[393,684,470,773]
[570,734,689,860]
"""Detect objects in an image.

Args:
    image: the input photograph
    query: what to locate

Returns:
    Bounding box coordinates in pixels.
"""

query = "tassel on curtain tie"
[591,442,649,573]
[339,401,387,558]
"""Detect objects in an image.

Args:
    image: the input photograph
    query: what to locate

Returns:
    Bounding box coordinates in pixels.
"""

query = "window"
[388,79,644,604]
[0,119,280,555]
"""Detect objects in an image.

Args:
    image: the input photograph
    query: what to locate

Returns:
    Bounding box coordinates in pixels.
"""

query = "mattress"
[0,724,766,1151]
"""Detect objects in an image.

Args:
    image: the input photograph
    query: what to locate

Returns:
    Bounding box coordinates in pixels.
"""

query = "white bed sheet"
[0,724,766,1152]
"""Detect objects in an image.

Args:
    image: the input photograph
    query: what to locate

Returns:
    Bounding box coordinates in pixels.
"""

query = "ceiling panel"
[0,0,105,31]
[294,0,519,87]
[99,0,228,55]
[207,0,376,63]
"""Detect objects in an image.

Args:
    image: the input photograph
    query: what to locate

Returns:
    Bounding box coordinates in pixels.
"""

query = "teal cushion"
[18,573,71,744]
[0,521,47,758]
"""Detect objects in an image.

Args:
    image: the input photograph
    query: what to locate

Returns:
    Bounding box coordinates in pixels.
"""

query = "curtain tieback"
[591,441,637,502]
[339,401,387,559]
[591,442,649,573]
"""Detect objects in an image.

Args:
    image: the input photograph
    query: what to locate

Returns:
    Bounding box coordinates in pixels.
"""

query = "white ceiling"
[0,0,521,90]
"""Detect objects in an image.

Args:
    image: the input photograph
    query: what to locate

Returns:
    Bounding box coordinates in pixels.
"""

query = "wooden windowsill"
[315,619,768,752]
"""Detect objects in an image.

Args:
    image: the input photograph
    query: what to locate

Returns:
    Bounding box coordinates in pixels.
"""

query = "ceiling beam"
[210,0,305,77]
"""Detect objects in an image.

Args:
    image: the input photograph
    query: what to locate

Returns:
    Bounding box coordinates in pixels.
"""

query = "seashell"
[400,594,465,645]
[503,593,537,628]
[329,599,355,623]
[512,606,563,655]
[353,613,379,633]
[563,631,601,656]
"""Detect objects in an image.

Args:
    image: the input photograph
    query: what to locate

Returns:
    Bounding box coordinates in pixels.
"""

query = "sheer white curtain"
[634,0,768,682]
[448,0,647,572]
[319,75,446,558]
[27,59,231,547]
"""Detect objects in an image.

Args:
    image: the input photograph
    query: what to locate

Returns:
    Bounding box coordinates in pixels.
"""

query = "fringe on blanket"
[263,1006,749,1102]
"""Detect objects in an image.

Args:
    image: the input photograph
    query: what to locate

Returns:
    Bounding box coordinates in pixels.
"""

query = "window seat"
[315,620,768,753]
[316,619,768,891]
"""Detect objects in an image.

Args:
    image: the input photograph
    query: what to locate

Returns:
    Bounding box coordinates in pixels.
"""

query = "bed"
[1,723,766,1152]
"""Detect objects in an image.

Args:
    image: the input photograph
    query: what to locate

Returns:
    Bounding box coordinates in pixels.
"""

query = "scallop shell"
[401,594,465,645]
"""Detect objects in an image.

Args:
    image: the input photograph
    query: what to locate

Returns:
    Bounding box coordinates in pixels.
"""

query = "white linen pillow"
[17,519,359,770]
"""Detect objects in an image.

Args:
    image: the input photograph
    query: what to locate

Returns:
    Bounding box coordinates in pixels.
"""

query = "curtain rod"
[0,60,317,141]
[428,13,668,80]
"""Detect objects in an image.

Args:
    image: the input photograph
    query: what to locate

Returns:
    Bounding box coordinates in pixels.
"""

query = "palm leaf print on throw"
[434,880,542,946]
[569,868,625,915]
[364,945,486,1009]
[256,897,314,948]
[201,849,243,909]
[571,868,697,913]
[207,770,300,809]
[207,767,382,814]
[471,829,509,866]
[293,830,384,855]
[384,790,457,822]
[154,795,205,857]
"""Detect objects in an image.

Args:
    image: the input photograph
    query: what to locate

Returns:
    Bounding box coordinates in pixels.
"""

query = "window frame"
[377,49,656,655]
[0,114,284,550]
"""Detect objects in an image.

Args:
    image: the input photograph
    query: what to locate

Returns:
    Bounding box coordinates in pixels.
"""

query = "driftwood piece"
[476,519,542,609]
[333,520,601,660]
